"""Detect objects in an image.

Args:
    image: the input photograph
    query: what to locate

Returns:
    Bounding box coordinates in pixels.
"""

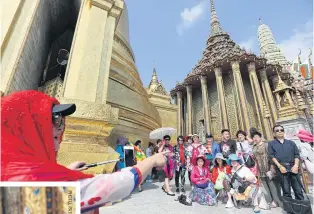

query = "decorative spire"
[259,17,262,25]
[210,0,223,35]
[148,65,159,91]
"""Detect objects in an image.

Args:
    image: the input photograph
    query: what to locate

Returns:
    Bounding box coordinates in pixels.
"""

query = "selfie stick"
[84,159,122,168]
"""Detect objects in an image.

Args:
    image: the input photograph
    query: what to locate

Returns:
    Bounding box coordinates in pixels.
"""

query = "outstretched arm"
[80,152,167,213]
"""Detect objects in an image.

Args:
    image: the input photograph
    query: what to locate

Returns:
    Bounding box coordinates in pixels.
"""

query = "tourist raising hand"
[1,90,168,214]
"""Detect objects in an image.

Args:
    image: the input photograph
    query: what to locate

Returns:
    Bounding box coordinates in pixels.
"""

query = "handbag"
[214,168,226,190]
[195,182,209,189]
[282,176,312,214]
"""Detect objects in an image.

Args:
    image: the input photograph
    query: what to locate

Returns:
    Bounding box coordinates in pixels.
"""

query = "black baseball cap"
[205,133,213,138]
[163,135,171,140]
[52,104,76,116]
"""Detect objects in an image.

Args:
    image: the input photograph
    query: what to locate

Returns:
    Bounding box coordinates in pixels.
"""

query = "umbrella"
[149,127,177,140]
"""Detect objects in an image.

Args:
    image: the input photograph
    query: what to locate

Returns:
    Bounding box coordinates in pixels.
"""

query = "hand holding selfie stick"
[83,158,123,169]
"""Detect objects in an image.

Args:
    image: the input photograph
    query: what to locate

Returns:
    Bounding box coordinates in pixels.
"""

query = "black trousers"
[175,166,186,189]
[278,172,304,200]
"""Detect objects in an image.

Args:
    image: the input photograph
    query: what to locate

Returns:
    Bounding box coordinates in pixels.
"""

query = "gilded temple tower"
[171,0,283,139]
[2,0,164,174]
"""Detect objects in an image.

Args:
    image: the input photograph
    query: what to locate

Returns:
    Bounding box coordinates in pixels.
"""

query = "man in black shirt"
[268,124,304,200]
[220,129,237,159]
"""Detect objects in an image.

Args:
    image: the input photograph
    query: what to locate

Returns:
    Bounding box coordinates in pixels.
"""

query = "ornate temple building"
[170,0,313,142]
[1,0,176,174]
[0,187,76,214]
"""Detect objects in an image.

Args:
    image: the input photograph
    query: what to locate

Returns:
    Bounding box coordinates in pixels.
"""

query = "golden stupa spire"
[149,62,159,90]
[210,0,223,35]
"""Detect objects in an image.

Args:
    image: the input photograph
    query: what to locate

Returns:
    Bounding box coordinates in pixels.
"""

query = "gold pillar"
[231,61,250,131]
[1,0,41,93]
[57,0,124,174]
[186,85,193,135]
[63,0,123,103]
[248,62,272,139]
[259,69,278,125]
[214,67,228,129]
[176,91,183,135]
[200,75,211,133]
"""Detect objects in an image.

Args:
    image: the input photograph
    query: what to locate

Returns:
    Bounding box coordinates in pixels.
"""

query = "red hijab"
[1,90,93,181]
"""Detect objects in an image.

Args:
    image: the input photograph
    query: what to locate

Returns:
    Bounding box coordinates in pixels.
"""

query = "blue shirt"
[268,139,300,164]
[211,141,221,159]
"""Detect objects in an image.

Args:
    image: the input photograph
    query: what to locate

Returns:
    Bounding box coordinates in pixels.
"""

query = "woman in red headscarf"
[1,90,167,213]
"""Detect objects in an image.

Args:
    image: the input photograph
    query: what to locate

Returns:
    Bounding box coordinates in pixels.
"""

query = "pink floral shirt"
[80,167,141,213]
[186,143,208,171]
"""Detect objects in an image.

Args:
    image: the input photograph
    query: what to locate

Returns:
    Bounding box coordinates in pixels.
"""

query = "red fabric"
[297,129,313,142]
[190,166,211,185]
[1,90,94,181]
[211,165,231,183]
[179,144,185,165]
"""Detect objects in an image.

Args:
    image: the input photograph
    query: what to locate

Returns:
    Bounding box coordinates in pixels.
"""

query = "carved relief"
[223,74,238,136]
[208,81,221,138]
[247,62,256,72]
[152,84,167,95]
[192,90,204,136]
[231,61,241,73]
[243,79,258,129]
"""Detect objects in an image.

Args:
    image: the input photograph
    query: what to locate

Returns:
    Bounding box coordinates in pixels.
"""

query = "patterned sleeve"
[80,167,142,213]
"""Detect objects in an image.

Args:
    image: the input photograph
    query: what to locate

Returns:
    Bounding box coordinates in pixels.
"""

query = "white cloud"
[177,1,207,36]
[278,19,313,62]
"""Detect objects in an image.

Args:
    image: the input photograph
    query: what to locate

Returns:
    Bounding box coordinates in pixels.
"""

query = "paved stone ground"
[99,176,296,214]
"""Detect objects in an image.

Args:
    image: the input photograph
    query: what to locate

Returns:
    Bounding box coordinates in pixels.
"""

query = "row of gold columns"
[248,62,272,139]
[176,91,183,135]
[200,75,212,134]
[214,67,229,130]
[176,61,277,139]
[259,69,278,126]
[231,61,250,131]
[186,85,193,135]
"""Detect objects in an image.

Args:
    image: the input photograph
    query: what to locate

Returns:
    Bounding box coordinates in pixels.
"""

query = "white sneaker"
[225,199,234,208]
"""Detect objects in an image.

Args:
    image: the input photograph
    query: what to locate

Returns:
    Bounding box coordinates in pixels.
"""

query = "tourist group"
[1,90,313,214]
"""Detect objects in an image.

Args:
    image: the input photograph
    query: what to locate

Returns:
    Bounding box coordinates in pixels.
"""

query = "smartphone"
[124,146,135,167]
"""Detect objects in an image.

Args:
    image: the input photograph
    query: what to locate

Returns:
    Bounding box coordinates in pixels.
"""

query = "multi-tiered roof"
[170,0,281,95]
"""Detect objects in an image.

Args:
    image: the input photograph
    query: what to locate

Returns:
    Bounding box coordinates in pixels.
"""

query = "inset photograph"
[1,186,77,214]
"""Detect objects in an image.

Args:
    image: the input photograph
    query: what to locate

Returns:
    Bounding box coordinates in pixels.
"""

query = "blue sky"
[125,0,313,92]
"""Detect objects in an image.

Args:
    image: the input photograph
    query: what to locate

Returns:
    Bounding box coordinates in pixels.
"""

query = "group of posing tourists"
[1,90,312,214]
[151,126,311,213]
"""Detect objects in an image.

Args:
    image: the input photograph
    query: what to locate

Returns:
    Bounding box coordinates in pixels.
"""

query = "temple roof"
[148,67,168,96]
[170,0,279,95]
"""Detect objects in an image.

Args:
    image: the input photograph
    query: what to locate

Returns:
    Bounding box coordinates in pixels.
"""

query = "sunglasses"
[52,114,65,128]
[275,129,284,133]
